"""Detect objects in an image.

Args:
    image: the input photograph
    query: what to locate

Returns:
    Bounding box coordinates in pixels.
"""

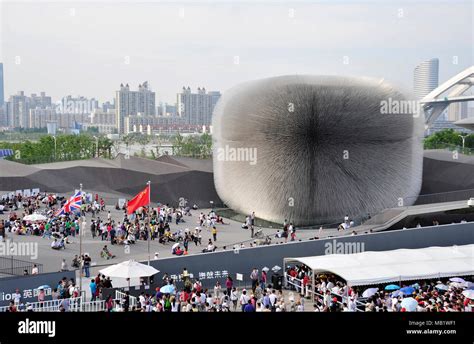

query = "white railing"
[1,293,130,312]
[0,299,61,312]
[286,275,306,295]
[1,296,85,312]
[81,300,106,312]
[284,275,364,312]
[69,296,83,312]
[115,290,137,309]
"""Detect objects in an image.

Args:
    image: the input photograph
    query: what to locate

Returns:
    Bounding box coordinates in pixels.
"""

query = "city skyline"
[1,1,472,103]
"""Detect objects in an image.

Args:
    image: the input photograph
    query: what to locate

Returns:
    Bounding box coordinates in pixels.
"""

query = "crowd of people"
[0,191,237,270]
[285,264,474,312]
[99,266,305,312]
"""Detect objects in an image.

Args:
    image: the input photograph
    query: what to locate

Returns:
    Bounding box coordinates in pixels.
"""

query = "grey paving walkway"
[1,206,335,274]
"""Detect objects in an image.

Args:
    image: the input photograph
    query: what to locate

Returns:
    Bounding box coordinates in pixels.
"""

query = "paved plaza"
[1,205,344,274]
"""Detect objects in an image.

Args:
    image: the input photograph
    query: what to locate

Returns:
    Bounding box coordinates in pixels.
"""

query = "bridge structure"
[421,66,474,128]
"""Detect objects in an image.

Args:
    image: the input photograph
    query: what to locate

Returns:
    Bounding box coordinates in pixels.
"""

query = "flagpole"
[79,183,83,300]
[147,181,151,266]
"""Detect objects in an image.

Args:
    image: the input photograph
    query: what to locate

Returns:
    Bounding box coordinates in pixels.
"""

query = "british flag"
[55,191,82,216]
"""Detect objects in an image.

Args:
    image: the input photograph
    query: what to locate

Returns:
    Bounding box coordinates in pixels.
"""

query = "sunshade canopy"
[285,245,474,287]
[99,259,159,279]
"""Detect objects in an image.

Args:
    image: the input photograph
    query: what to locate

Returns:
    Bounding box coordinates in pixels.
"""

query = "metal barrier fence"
[115,290,138,309]
[284,274,364,312]
[0,295,107,312]
[80,300,106,312]
[0,256,43,277]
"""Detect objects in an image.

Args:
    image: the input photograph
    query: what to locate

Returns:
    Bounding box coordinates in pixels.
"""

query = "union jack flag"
[55,191,82,216]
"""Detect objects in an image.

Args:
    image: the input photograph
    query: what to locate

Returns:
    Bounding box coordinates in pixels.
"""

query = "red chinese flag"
[127,185,150,214]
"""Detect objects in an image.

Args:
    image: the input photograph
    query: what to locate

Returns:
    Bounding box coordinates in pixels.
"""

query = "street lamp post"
[79,183,84,298]
[93,136,99,158]
[147,180,151,266]
[52,136,57,161]
[458,134,467,150]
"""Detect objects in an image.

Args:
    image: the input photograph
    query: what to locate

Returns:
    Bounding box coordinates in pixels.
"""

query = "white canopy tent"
[99,260,159,287]
[284,245,474,287]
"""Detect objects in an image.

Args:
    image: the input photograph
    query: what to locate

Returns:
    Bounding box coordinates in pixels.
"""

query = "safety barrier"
[0,295,106,312]
[115,290,138,309]
[81,300,106,312]
[284,274,364,312]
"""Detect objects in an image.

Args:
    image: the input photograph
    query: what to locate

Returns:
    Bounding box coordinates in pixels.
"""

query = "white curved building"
[414,58,439,100]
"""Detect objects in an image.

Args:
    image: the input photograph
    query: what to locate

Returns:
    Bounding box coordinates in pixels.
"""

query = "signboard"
[32,188,40,196]
[0,271,76,307]
[118,199,126,208]
[236,273,243,281]
[23,189,31,197]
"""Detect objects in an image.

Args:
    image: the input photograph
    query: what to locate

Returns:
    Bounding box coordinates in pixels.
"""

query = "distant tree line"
[172,133,212,158]
[0,134,113,164]
[424,129,474,153]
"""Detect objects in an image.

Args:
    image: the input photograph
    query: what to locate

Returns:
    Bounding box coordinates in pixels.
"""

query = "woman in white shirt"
[230,288,238,311]
[170,296,179,312]
[214,281,222,299]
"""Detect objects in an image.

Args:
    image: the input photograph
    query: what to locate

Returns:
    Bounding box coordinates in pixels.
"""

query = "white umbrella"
[462,290,474,299]
[449,277,465,283]
[262,267,270,272]
[99,259,159,279]
[362,287,379,298]
[23,213,47,222]
[450,282,464,288]
[171,243,180,250]
[401,297,418,312]
[272,265,281,272]
[435,284,449,291]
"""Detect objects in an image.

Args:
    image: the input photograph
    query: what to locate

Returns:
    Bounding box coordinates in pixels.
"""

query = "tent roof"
[99,259,159,278]
[286,245,474,286]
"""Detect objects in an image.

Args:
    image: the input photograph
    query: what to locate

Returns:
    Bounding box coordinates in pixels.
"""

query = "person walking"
[110,226,116,245]
[83,254,91,278]
[211,226,217,241]
[225,276,233,296]
[89,279,97,301]
[60,259,68,271]
[230,287,238,311]
[250,268,259,292]
[90,221,96,239]
[239,289,249,312]
[260,270,267,290]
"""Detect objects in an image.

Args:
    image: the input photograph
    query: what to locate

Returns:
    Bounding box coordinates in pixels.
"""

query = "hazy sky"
[1,0,472,103]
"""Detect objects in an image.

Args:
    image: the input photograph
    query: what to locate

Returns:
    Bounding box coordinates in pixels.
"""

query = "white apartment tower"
[115,82,155,133]
[176,87,221,125]
[413,58,439,100]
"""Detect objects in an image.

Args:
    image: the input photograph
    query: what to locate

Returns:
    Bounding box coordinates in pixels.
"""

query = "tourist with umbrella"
[385,284,400,291]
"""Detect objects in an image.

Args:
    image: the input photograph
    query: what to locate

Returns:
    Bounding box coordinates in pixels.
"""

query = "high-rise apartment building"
[6,91,28,128]
[115,82,155,133]
[5,91,52,128]
[0,63,4,106]
[176,87,221,125]
[413,58,439,100]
